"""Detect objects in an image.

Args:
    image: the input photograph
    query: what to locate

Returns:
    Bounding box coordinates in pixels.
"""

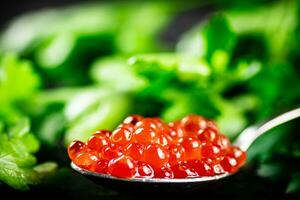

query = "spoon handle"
[235,107,300,151]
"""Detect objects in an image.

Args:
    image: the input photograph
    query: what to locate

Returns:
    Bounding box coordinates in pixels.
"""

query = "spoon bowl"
[70,108,300,193]
[71,162,232,193]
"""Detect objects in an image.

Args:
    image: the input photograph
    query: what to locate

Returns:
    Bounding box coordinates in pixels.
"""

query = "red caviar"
[68,114,246,178]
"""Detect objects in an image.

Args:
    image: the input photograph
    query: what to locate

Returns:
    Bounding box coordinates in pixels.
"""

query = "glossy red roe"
[155,134,170,146]
[133,126,157,144]
[73,151,99,169]
[217,134,231,150]
[136,118,157,129]
[169,144,185,166]
[68,140,86,160]
[111,127,132,146]
[117,123,135,132]
[124,142,144,160]
[213,163,225,174]
[155,166,174,178]
[228,146,247,167]
[123,114,143,125]
[181,137,202,161]
[93,159,108,174]
[201,142,221,159]
[220,156,238,173]
[68,114,246,179]
[180,115,207,134]
[93,130,112,137]
[101,144,123,160]
[136,162,154,178]
[108,155,137,178]
[142,144,169,169]
[189,160,214,176]
[198,128,218,143]
[172,162,198,178]
[87,133,109,151]
[168,121,185,139]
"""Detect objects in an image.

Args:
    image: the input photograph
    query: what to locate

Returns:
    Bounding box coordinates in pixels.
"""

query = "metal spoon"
[71,108,300,193]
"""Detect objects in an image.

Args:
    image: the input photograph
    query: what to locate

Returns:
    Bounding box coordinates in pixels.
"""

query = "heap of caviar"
[68,115,246,178]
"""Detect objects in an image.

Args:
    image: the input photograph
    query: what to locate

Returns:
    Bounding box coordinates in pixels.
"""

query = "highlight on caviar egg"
[68,114,246,179]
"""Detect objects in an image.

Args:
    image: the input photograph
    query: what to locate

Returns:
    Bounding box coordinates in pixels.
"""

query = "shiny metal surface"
[235,107,300,151]
[71,162,229,183]
[71,162,232,193]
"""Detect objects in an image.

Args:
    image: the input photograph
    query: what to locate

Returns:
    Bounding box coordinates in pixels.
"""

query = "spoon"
[71,108,300,193]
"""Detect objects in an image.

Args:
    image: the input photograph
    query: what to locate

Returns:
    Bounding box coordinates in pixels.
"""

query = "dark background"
[0,0,84,28]
[0,0,212,48]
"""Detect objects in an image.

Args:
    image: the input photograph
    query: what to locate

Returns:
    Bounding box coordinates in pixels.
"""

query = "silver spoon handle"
[235,108,300,151]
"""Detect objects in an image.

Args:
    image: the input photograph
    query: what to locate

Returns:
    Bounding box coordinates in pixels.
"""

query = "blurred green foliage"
[0,118,56,190]
[0,2,177,86]
[0,0,299,197]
